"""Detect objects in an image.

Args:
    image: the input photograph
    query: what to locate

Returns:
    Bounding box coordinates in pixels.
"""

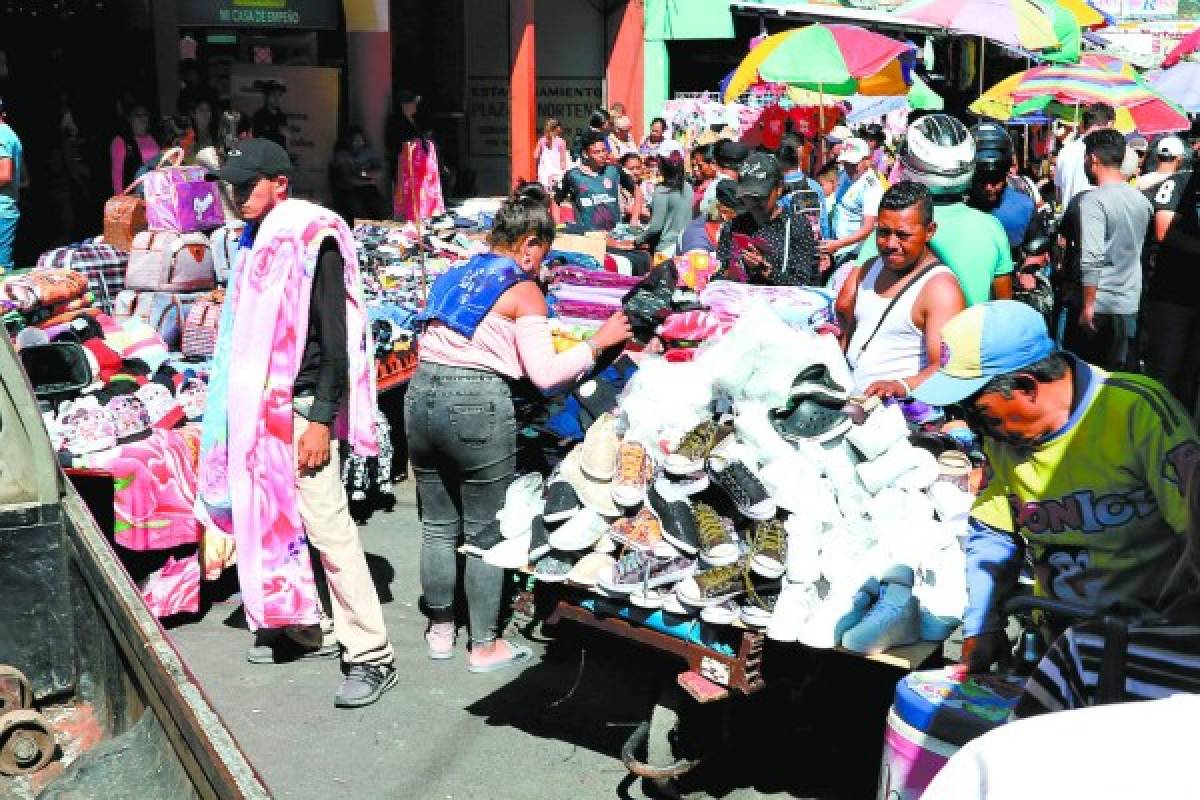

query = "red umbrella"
[1162,29,1200,69]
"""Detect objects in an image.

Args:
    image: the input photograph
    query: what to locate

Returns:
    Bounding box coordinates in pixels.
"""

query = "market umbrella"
[892,0,1059,94]
[723,24,915,103]
[1147,61,1200,114]
[1055,0,1107,29]
[970,64,1191,134]
[1161,28,1200,69]
[845,73,944,123]
[891,0,1060,50]
[1079,52,1137,77]
[1037,0,1082,65]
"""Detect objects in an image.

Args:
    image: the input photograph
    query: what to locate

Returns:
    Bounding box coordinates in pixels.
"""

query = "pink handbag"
[182,294,222,359]
[143,148,225,233]
[125,230,216,292]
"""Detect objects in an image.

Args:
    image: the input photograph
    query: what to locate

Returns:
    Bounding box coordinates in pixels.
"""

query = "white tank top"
[846,258,950,392]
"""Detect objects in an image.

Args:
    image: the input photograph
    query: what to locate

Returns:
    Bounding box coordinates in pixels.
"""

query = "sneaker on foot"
[648,479,700,555]
[425,622,456,661]
[611,441,653,508]
[246,628,338,664]
[694,502,739,566]
[747,518,787,579]
[466,639,534,674]
[334,662,398,708]
[706,455,776,521]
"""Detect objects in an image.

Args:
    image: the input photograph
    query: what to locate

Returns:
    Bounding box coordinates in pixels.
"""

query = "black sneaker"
[462,519,505,558]
[528,515,552,561]
[246,628,339,664]
[543,480,582,524]
[706,455,777,521]
[787,363,849,405]
[334,662,398,708]
[647,479,699,555]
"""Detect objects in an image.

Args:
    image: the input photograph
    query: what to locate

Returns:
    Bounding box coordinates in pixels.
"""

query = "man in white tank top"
[834,181,966,397]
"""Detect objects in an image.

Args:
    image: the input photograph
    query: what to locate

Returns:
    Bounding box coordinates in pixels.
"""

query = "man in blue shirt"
[0,99,26,268]
[968,122,1038,253]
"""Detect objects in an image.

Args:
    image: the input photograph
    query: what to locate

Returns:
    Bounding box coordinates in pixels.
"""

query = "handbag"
[103,176,148,252]
[113,290,207,350]
[182,291,223,359]
[126,230,216,292]
[143,147,225,233]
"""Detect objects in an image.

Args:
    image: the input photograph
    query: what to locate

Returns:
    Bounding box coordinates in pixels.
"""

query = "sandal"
[466,639,533,674]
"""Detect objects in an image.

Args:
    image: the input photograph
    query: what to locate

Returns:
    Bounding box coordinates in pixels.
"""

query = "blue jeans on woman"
[403,362,516,646]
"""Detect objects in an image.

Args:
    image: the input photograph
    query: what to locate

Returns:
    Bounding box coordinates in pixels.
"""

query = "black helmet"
[897,114,976,196]
[971,121,1014,175]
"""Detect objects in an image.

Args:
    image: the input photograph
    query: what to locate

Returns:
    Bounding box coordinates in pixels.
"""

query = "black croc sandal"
[770,397,853,444]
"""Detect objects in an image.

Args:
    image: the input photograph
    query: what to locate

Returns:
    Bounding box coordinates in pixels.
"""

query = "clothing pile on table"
[2,268,95,330]
[7,303,211,619]
[469,294,974,657]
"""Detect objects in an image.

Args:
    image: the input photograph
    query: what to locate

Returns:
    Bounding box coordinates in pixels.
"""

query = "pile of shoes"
[470,302,974,655]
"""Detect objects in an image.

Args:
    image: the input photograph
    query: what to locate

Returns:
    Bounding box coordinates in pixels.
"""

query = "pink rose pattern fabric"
[393,138,446,222]
[197,198,377,632]
[83,426,204,552]
[141,555,201,618]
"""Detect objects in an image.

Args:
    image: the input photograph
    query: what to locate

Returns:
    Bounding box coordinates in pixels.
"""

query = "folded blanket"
[2,269,89,312]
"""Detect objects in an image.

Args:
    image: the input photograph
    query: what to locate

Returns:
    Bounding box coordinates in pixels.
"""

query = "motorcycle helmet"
[971,121,1014,176]
[897,114,976,197]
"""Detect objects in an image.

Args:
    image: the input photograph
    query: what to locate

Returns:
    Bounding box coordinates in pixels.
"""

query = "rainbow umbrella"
[892,0,1060,51]
[971,64,1190,134]
[1037,0,1082,64]
[1079,52,1137,77]
[1055,0,1106,29]
[723,24,915,103]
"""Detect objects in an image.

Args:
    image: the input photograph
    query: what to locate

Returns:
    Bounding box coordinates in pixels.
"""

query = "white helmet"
[897,114,976,197]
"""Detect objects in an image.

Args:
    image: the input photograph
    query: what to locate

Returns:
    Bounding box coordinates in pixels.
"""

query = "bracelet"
[898,378,913,396]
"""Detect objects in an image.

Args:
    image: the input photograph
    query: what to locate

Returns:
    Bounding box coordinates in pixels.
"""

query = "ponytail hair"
[489,184,556,248]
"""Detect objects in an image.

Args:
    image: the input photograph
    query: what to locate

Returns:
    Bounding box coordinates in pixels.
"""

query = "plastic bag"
[618,356,714,455]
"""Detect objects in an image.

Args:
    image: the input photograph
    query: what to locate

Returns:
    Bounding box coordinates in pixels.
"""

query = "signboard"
[177,0,339,29]
[1090,0,1178,18]
[467,77,604,158]
[229,65,340,202]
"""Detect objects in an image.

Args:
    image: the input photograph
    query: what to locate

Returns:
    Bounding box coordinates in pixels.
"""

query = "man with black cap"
[251,79,288,150]
[714,151,819,286]
[199,139,396,708]
[0,97,24,268]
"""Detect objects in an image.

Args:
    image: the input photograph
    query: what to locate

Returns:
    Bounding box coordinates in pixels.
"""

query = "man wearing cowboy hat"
[252,79,288,150]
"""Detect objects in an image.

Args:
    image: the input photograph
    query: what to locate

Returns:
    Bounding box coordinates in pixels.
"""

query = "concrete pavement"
[168,481,896,800]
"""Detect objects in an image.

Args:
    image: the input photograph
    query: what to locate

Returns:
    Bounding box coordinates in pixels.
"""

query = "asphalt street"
[168,480,905,800]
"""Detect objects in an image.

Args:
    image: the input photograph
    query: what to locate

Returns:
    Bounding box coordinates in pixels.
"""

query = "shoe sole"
[778,416,854,446]
[659,529,699,556]
[750,555,786,579]
[611,485,648,508]
[739,610,772,628]
[664,457,705,476]
[542,508,581,524]
[533,570,571,583]
[699,547,740,568]
[528,544,552,562]
[428,648,455,661]
[737,503,778,522]
[676,588,742,608]
[334,668,399,708]
[700,607,738,625]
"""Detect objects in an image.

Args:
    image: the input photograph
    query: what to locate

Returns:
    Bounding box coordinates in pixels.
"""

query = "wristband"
[898,378,913,397]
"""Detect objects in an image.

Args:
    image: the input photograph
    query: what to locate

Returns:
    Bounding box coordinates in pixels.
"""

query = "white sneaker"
[548,508,607,552]
[783,515,821,584]
[497,473,546,539]
[856,440,927,495]
[700,599,740,626]
[893,448,940,493]
[766,582,820,643]
[845,403,909,461]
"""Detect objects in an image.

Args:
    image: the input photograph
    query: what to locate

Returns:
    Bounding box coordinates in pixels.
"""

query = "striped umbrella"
[971,64,1190,134]
[1055,0,1107,29]
[892,0,1060,50]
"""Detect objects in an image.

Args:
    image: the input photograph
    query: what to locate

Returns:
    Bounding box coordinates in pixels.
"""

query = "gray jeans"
[403,362,516,645]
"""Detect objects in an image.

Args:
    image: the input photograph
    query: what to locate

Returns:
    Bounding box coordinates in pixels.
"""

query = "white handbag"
[125,230,216,292]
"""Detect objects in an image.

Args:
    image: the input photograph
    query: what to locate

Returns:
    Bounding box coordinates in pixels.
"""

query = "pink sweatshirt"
[418,313,594,391]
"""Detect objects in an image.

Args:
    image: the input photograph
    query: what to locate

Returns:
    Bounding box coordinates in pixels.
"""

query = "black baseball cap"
[206,138,294,184]
[735,152,782,199]
[714,139,750,170]
[714,179,745,214]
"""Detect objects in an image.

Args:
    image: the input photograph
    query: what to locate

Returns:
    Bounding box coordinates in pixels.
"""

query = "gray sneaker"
[334,662,398,708]
[246,629,339,664]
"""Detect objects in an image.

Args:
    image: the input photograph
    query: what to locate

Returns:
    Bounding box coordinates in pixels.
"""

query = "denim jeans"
[403,362,516,645]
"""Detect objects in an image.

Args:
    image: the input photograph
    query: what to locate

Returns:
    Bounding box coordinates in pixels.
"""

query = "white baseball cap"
[826,125,853,143]
[837,137,871,165]
[1157,136,1186,158]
